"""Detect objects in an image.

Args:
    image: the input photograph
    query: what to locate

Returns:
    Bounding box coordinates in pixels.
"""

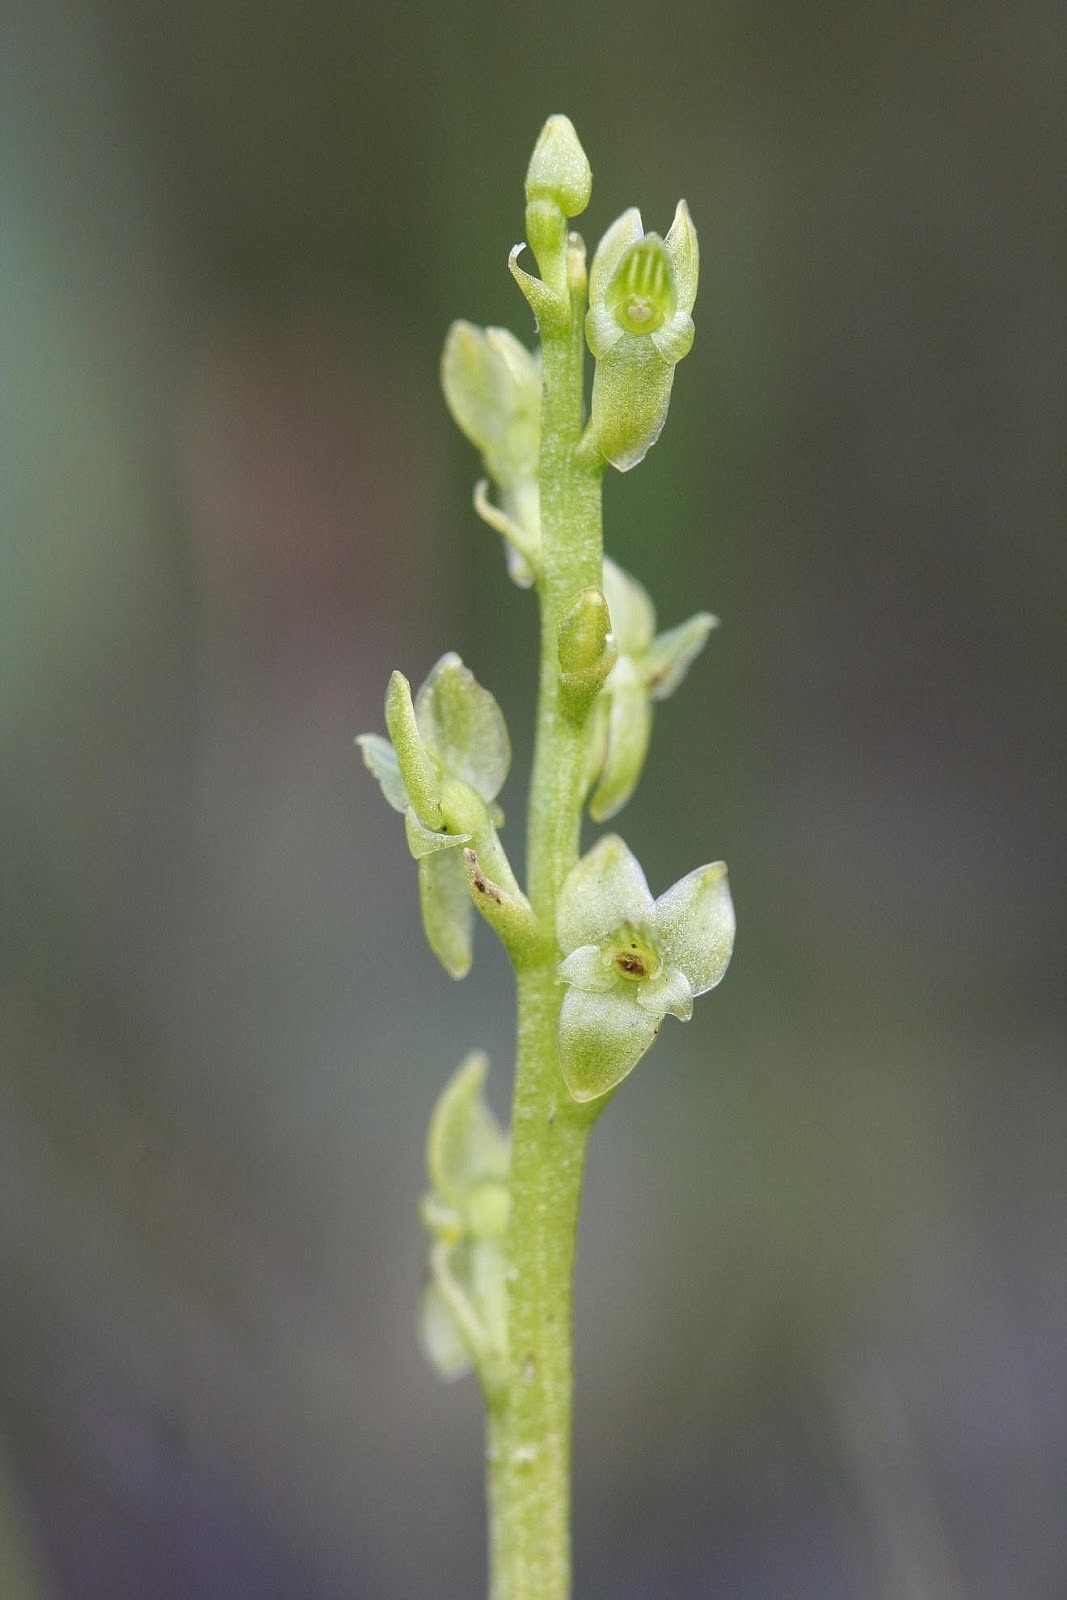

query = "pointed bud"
[524,114,592,218]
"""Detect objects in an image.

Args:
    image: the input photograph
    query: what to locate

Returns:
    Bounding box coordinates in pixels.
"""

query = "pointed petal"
[556,943,616,993]
[440,321,540,484]
[588,207,644,305]
[356,733,409,813]
[589,668,653,822]
[557,986,659,1102]
[426,1050,509,1203]
[665,199,699,315]
[557,833,653,953]
[419,849,474,979]
[418,1279,474,1381]
[644,611,718,701]
[636,964,694,1021]
[508,243,568,329]
[602,557,656,653]
[415,653,510,804]
[653,862,735,996]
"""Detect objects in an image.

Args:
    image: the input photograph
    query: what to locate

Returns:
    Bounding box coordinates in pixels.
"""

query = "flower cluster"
[358,653,521,978]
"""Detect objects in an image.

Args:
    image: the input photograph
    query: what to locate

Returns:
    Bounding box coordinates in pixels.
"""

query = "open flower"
[585,200,699,471]
[441,322,542,586]
[418,1052,510,1382]
[358,654,511,979]
[556,834,734,1102]
[587,557,718,820]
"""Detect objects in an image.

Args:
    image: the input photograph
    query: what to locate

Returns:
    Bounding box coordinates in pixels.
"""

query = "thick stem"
[486,240,605,1600]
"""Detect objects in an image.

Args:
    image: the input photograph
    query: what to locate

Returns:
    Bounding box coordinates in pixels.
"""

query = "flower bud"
[524,114,592,218]
[557,586,617,707]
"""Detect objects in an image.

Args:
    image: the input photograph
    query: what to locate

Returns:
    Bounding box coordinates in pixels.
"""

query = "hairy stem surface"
[486,244,605,1600]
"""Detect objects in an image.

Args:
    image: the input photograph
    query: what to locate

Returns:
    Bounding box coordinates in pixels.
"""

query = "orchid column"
[360,115,735,1600]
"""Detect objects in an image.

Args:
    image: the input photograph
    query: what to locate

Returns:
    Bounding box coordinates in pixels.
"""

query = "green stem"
[486,238,605,1600]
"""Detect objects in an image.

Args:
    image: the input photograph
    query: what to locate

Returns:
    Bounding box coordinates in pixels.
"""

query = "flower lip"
[608,920,661,982]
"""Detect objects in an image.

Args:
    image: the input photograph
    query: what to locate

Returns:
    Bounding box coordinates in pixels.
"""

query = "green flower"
[588,557,717,820]
[358,654,511,979]
[419,1052,510,1383]
[555,835,734,1102]
[585,200,699,471]
[441,322,542,586]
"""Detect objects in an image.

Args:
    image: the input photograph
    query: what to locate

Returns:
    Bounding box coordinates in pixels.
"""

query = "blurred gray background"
[3,1,1064,1595]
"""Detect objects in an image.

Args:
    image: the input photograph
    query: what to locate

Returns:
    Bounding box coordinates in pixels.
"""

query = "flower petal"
[588,207,644,306]
[556,943,616,993]
[441,321,540,485]
[557,986,659,1102]
[425,1051,509,1205]
[644,611,718,702]
[556,833,653,954]
[602,557,656,654]
[415,653,510,803]
[418,1278,473,1381]
[405,809,470,858]
[418,848,474,980]
[636,964,694,1021]
[653,862,735,996]
[664,199,699,315]
[589,665,653,822]
[588,334,678,472]
[356,733,409,813]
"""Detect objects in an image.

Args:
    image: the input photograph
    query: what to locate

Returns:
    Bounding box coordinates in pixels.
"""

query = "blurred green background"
[4,1,1065,1595]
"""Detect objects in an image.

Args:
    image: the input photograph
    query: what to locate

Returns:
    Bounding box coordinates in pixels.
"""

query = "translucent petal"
[636,964,694,1021]
[585,300,625,360]
[602,558,656,653]
[653,862,735,995]
[440,322,540,485]
[644,611,718,701]
[650,311,695,365]
[556,833,653,953]
[356,733,409,814]
[473,479,538,588]
[419,848,474,980]
[588,335,677,472]
[665,199,699,315]
[418,1279,473,1381]
[605,234,677,335]
[405,809,470,859]
[589,668,653,822]
[557,985,659,1102]
[588,207,644,305]
[415,653,510,803]
[426,1051,509,1205]
[556,943,616,993]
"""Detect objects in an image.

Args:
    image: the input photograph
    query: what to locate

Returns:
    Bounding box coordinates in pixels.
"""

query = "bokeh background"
[4,1,1065,1595]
